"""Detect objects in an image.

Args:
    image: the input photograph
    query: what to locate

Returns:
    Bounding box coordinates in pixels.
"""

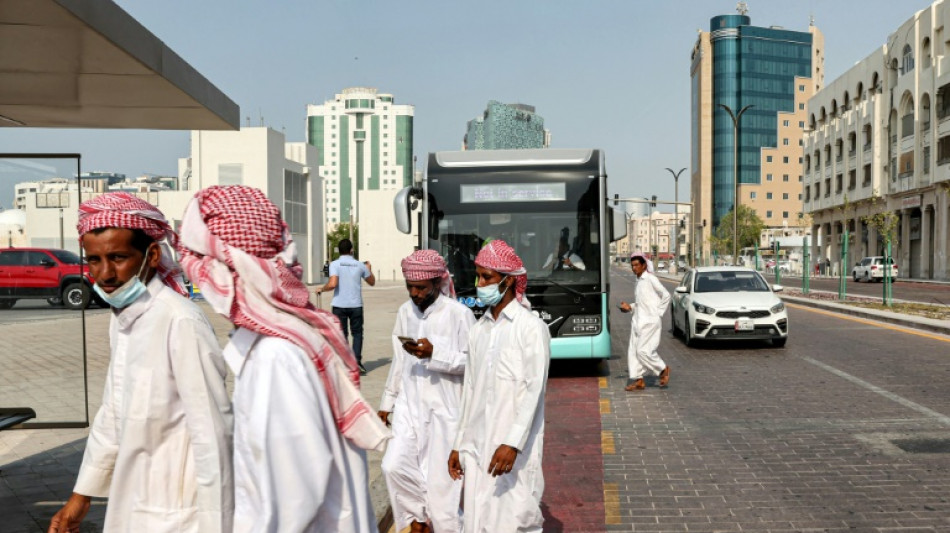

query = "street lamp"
[718,103,754,265]
[665,167,686,273]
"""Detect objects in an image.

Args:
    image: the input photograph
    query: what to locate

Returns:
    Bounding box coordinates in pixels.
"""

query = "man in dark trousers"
[318,238,375,374]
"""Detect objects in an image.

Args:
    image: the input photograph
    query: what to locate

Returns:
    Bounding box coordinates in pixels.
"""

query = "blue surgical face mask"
[476,276,509,307]
[92,247,153,309]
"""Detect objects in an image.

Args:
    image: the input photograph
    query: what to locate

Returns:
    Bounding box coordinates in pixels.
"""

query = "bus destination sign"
[460,183,566,203]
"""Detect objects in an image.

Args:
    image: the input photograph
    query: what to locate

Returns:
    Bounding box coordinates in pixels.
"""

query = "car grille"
[716,310,770,319]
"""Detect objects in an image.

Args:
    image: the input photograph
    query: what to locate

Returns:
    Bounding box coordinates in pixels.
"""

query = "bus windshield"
[430,210,602,295]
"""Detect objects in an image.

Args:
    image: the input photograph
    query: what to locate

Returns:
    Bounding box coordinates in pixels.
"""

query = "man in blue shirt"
[319,238,375,374]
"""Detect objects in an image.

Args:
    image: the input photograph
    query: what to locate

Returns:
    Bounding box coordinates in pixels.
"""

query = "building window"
[783,138,789,146]
[799,121,805,128]
[783,174,789,182]
[783,120,790,127]
[798,193,802,200]
[766,192,773,200]
[766,210,773,218]
[218,163,243,186]
[782,193,789,200]
[283,170,307,234]
[766,173,773,181]
[799,103,805,110]
[750,191,757,199]
[902,44,915,74]
[766,156,773,163]
[782,211,789,219]
[799,84,805,92]
[783,156,789,163]
[798,175,803,181]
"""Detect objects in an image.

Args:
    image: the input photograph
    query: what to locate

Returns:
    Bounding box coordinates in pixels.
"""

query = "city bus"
[393,149,626,359]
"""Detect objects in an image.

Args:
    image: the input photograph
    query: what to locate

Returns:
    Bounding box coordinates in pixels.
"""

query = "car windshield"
[50,249,82,265]
[694,271,771,293]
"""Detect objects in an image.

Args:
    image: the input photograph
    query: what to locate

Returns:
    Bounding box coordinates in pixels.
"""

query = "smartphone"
[397,336,417,344]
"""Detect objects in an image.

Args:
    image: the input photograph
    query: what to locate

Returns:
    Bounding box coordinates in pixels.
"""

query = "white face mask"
[476,276,509,307]
[92,246,152,309]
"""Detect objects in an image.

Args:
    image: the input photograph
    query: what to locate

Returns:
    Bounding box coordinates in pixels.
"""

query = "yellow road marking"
[601,431,615,454]
[598,377,608,389]
[604,482,621,524]
[599,398,611,415]
[786,302,950,343]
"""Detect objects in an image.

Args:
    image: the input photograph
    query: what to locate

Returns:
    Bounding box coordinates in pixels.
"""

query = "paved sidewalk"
[0,280,409,532]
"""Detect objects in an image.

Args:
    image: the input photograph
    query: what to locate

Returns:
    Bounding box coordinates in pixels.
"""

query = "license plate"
[735,319,754,331]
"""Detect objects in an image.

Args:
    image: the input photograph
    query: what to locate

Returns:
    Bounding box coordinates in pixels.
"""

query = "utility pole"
[665,167,686,273]
[718,103,754,266]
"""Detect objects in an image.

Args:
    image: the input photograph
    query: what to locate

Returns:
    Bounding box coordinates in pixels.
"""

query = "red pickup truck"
[0,247,97,310]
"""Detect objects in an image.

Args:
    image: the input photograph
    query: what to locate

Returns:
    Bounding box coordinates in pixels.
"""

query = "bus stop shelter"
[0,0,238,430]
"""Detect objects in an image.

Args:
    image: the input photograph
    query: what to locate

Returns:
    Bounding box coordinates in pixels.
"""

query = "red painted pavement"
[541,374,605,532]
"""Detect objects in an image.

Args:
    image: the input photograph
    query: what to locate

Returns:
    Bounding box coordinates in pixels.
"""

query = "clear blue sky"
[0,0,937,210]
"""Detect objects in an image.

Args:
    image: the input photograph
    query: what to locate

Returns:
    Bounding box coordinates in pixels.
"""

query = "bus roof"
[431,149,601,169]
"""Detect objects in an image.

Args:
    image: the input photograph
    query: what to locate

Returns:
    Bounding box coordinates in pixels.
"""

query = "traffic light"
[651,244,658,257]
[613,193,619,206]
[650,195,657,208]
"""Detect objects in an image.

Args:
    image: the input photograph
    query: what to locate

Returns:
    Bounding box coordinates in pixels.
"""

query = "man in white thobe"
[178,185,389,533]
[49,193,232,533]
[619,253,671,391]
[448,240,550,533]
[379,250,475,533]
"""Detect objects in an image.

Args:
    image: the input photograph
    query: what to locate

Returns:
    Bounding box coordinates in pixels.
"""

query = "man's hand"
[487,444,518,477]
[377,410,391,426]
[402,338,433,359]
[619,301,632,313]
[448,450,464,480]
[48,492,91,533]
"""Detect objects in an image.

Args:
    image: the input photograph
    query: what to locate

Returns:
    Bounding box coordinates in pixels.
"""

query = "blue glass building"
[708,14,814,226]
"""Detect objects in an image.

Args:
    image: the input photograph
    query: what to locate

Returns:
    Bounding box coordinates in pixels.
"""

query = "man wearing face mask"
[448,240,550,532]
[378,250,475,533]
[48,193,233,533]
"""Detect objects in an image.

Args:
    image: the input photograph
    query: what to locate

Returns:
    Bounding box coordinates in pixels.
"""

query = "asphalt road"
[0,299,109,325]
[601,267,950,531]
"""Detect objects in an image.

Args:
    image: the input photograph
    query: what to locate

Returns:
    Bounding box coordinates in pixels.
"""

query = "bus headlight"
[558,315,602,336]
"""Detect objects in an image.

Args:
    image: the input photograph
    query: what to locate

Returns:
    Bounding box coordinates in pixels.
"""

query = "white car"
[671,266,788,348]
[851,256,898,282]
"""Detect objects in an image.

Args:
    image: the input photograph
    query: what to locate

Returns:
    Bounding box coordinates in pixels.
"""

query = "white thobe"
[627,271,671,379]
[75,278,233,533]
[379,294,475,532]
[224,327,375,533]
[453,301,551,533]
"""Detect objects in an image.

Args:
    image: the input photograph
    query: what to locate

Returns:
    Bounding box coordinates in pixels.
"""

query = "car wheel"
[0,299,16,310]
[47,297,63,307]
[684,314,697,347]
[63,283,91,310]
[772,337,787,348]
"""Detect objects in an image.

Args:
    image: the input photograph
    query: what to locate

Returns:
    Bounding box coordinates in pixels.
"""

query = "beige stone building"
[804,0,950,280]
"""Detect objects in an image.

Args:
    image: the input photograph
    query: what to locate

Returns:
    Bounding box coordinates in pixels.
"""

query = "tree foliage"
[326,222,359,261]
[709,205,765,259]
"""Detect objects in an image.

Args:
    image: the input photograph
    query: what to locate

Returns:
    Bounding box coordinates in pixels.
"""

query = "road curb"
[780,294,950,337]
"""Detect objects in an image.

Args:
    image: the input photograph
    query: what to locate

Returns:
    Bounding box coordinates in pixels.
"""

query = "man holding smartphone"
[378,250,475,533]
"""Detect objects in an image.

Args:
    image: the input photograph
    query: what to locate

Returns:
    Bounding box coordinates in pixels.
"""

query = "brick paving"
[600,269,950,532]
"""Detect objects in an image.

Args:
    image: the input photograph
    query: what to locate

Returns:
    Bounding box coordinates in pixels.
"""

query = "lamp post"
[718,103,754,266]
[665,167,686,273]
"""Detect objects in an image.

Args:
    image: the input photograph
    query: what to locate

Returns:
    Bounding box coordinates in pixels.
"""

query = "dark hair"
[338,238,353,255]
[631,256,646,267]
[88,227,155,255]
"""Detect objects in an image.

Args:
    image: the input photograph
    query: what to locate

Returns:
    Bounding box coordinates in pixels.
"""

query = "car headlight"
[692,301,715,314]
[770,302,786,314]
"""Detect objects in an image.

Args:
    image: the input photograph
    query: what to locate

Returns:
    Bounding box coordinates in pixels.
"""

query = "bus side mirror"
[609,207,627,242]
[394,187,413,234]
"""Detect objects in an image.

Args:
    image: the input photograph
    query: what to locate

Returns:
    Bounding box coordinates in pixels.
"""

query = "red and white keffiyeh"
[77,192,188,296]
[474,239,530,309]
[177,185,389,452]
[401,249,455,297]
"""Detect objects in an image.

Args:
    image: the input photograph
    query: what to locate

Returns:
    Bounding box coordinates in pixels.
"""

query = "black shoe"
[358,363,367,375]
